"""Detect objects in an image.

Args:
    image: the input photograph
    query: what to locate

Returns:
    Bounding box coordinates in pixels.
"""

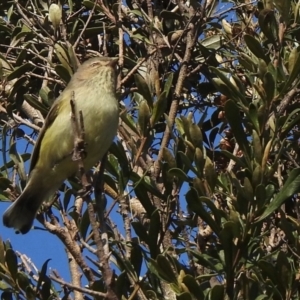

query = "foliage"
[0,0,300,299]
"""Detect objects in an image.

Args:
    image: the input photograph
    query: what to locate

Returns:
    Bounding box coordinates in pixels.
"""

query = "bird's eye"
[90,62,100,67]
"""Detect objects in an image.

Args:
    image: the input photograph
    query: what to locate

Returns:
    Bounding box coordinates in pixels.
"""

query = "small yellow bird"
[3,56,119,234]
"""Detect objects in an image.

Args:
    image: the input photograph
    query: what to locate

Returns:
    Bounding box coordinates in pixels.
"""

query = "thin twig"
[15,2,54,43]
[50,274,107,298]
[25,71,64,85]
[120,48,158,85]
[73,0,97,50]
[65,248,84,300]
[12,114,42,132]
[80,238,97,254]
[97,0,116,23]
[212,1,257,18]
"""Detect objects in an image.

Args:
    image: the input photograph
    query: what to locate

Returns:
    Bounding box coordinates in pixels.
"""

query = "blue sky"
[0,217,69,279]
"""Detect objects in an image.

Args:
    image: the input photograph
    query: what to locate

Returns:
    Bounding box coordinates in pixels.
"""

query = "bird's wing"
[29,99,61,173]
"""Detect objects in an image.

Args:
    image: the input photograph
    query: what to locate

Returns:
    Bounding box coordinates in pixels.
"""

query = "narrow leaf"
[134,74,153,108]
[257,168,300,221]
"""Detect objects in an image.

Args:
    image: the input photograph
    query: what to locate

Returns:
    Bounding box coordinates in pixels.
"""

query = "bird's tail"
[2,187,44,234]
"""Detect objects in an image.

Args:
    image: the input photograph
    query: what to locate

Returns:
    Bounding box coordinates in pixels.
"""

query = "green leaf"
[106,153,120,178]
[1,292,13,300]
[132,222,150,250]
[156,255,177,283]
[258,9,277,44]
[130,9,144,17]
[26,285,36,300]
[0,281,10,291]
[255,184,267,212]
[234,176,253,214]
[130,242,143,277]
[177,151,198,176]
[211,78,233,100]
[148,257,177,283]
[6,63,31,81]
[252,164,262,188]
[274,0,291,24]
[281,108,300,136]
[176,292,193,300]
[204,156,217,192]
[244,35,269,63]
[162,147,176,169]
[239,53,258,72]
[55,64,71,83]
[133,178,155,216]
[163,72,174,96]
[190,250,223,272]
[207,285,225,300]
[151,72,173,126]
[63,188,73,212]
[263,72,275,104]
[219,222,238,294]
[120,110,140,135]
[17,272,31,292]
[192,177,206,197]
[252,130,262,164]
[36,259,51,292]
[248,104,260,134]
[194,147,205,176]
[168,168,189,182]
[82,0,103,11]
[209,67,246,103]
[79,208,91,240]
[181,274,205,299]
[224,100,251,168]
[132,32,152,45]
[148,210,160,258]
[160,10,182,21]
[186,188,220,235]
[134,74,153,108]
[39,86,55,106]
[276,250,292,292]
[284,47,300,91]
[5,249,18,281]
[9,142,26,182]
[0,237,5,265]
[189,123,203,148]
[150,91,168,127]
[200,196,226,227]
[201,34,224,49]
[279,211,296,243]
[221,150,247,169]
[23,94,49,115]
[257,168,300,221]
[257,260,277,283]
[6,5,14,22]
[7,77,27,103]
[138,100,150,137]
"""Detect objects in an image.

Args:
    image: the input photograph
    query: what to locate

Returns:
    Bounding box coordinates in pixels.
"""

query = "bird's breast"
[37,91,118,180]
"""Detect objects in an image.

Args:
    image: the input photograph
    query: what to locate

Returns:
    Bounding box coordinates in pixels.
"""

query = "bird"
[3,56,119,234]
